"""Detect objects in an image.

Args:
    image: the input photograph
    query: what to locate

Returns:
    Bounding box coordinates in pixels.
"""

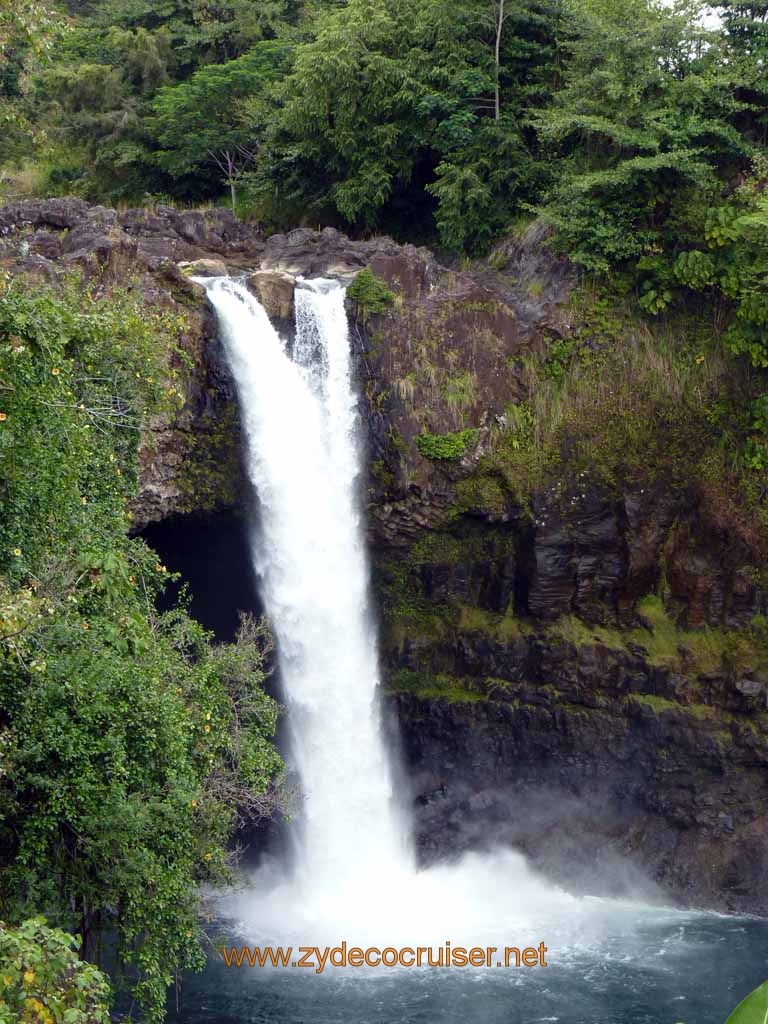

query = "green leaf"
[725,980,768,1024]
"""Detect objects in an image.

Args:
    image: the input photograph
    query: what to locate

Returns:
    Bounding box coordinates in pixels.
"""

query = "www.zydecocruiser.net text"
[221,942,549,973]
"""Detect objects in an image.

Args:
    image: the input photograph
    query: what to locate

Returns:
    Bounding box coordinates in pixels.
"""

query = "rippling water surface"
[167,911,767,1024]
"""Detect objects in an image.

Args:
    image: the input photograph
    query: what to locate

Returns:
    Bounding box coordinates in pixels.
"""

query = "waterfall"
[201,277,410,913]
[199,273,645,953]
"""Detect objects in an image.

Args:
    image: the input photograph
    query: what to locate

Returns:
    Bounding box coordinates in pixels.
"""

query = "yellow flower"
[204,852,213,861]
[12,548,21,557]
[51,367,60,376]
[82,622,89,630]
[128,575,135,584]
[191,799,198,808]
[186,929,193,937]
[23,969,35,985]
[0,413,6,422]
[695,354,705,365]
[81,496,88,505]
[205,712,211,721]
[204,724,211,733]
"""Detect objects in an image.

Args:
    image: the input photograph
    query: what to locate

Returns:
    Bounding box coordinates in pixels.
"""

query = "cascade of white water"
[199,273,664,954]
[201,277,410,903]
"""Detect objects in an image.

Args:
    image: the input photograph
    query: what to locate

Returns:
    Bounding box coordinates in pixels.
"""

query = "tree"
[89,0,296,70]
[493,0,508,119]
[0,279,284,1022]
[252,0,561,246]
[714,1,768,143]
[0,919,111,1024]
[152,40,290,208]
[532,0,749,273]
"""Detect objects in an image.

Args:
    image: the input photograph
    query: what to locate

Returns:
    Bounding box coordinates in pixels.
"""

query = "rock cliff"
[1,198,766,913]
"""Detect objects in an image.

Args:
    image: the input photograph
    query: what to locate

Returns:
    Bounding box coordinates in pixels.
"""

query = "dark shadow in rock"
[142,511,261,643]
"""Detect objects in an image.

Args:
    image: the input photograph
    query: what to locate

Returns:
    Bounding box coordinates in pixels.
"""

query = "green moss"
[457,604,529,642]
[547,614,625,651]
[547,597,768,679]
[416,428,479,460]
[386,668,485,703]
[376,559,449,644]
[177,403,242,513]
[454,474,508,516]
[627,694,724,725]
[627,693,680,714]
[370,458,396,492]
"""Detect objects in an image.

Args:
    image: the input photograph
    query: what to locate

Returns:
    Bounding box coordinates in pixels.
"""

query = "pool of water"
[167,911,768,1024]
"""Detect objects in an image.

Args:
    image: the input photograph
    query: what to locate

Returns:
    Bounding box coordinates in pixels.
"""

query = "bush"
[0,276,283,1023]
[0,918,111,1024]
[416,428,478,460]
[346,268,394,317]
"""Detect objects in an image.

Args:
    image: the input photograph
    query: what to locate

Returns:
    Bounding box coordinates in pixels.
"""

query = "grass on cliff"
[472,286,761,522]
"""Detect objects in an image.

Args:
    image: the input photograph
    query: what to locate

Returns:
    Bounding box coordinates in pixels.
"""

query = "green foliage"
[0,918,111,1024]
[648,160,768,371]
[153,41,290,205]
[533,0,748,274]
[743,393,768,470]
[4,0,768,270]
[544,337,578,381]
[0,276,283,1023]
[346,268,395,317]
[249,0,562,243]
[725,979,768,1024]
[416,428,479,460]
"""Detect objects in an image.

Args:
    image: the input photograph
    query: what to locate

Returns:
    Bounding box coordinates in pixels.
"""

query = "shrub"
[0,918,111,1024]
[0,276,283,1023]
[347,268,394,317]
[416,428,478,460]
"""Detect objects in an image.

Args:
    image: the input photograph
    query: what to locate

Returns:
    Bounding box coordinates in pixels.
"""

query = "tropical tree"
[152,40,290,208]
[533,0,749,274]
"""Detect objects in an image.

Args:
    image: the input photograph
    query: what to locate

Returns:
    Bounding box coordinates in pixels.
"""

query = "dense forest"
[2,0,768,1021]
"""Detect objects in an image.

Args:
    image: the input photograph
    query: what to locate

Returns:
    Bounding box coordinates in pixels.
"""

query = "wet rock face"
[247,270,296,322]
[389,684,768,913]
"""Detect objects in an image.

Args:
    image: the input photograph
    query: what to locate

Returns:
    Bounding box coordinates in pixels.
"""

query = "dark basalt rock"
[389,678,768,913]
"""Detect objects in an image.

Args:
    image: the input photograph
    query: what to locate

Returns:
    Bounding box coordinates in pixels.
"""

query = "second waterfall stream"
[199,274,663,955]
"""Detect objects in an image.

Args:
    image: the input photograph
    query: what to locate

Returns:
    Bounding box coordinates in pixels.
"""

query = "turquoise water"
[167,913,768,1024]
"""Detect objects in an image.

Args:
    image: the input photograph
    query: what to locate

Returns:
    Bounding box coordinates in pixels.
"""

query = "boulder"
[179,258,228,277]
[247,269,296,320]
